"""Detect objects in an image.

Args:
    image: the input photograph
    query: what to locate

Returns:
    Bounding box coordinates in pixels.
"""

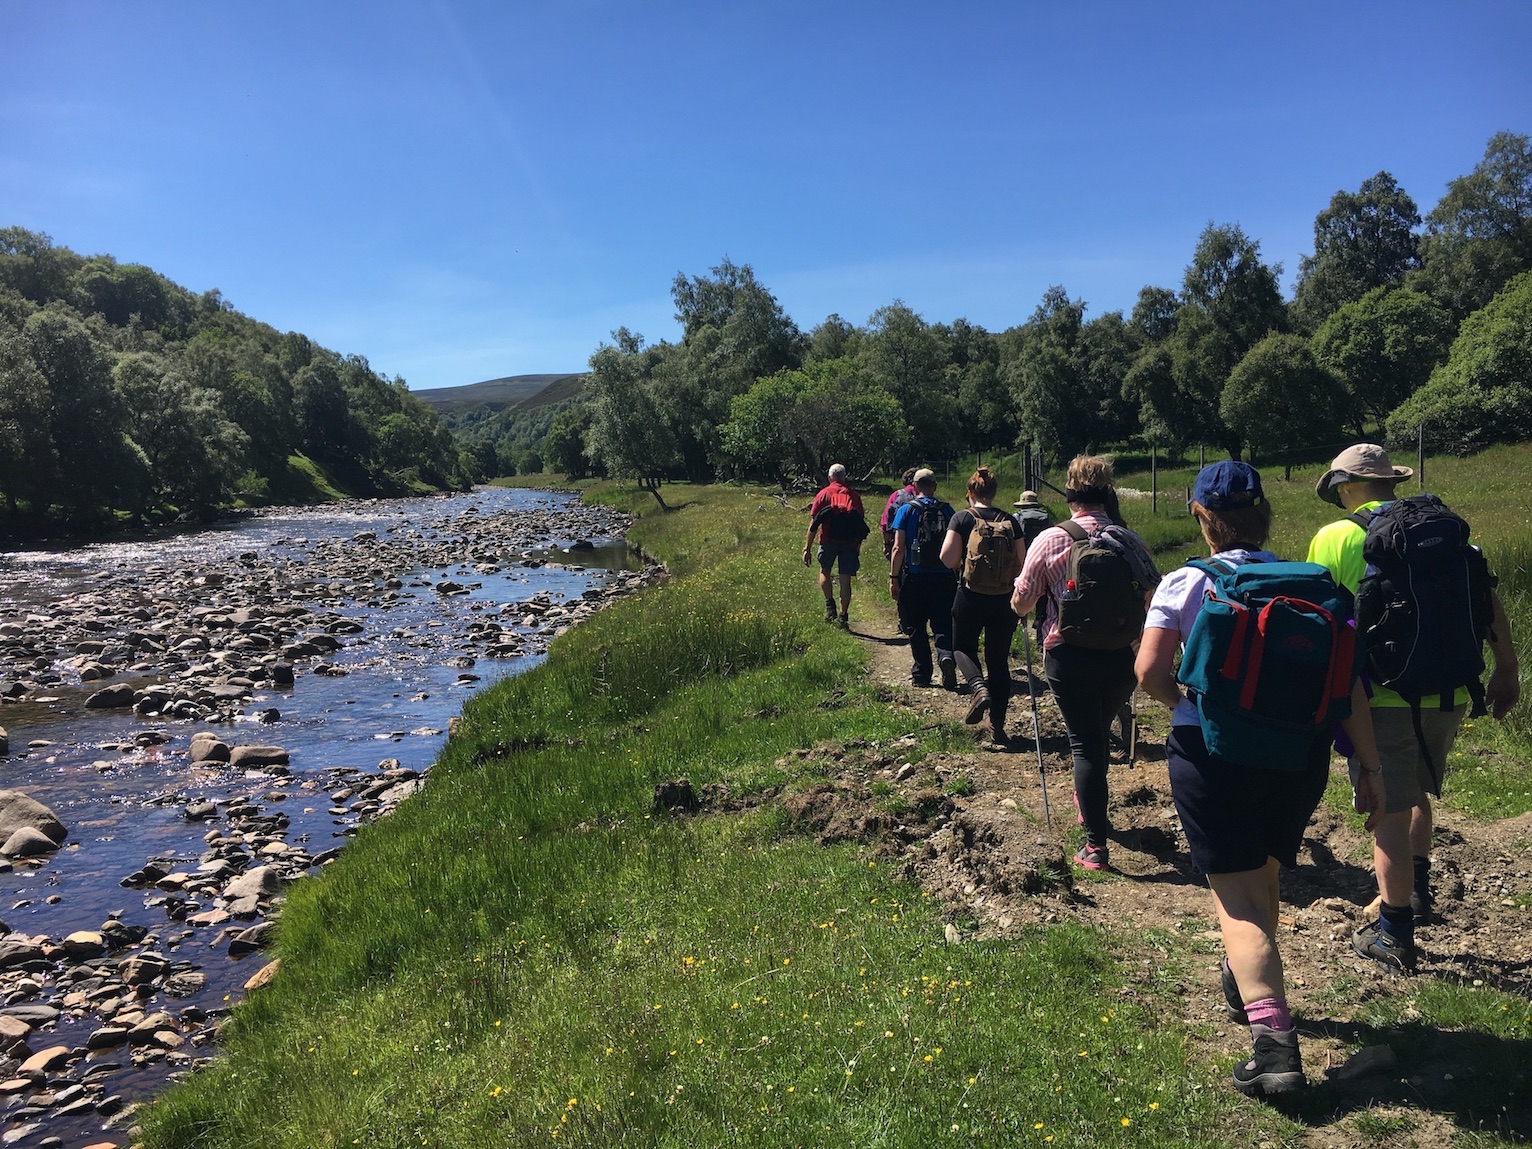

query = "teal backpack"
[1176,558,1358,770]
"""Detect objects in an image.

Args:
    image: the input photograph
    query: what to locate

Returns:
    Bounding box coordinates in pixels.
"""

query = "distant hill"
[414,373,582,415]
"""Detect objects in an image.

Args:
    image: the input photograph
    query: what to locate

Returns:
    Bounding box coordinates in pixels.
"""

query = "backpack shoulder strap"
[1059,519,1088,542]
[1185,557,1235,580]
[1346,511,1372,531]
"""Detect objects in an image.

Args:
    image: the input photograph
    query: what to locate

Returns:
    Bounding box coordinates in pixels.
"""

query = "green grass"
[140,456,1532,1147]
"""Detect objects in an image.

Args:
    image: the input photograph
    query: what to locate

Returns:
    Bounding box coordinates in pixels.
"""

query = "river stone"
[0,827,57,858]
[117,952,169,987]
[19,1046,70,1074]
[189,734,230,764]
[0,1016,30,1047]
[184,801,218,821]
[228,745,289,768]
[244,958,280,992]
[83,684,135,709]
[223,865,280,901]
[0,937,45,972]
[0,792,66,847]
[59,931,104,959]
[229,921,275,958]
[85,1027,129,1052]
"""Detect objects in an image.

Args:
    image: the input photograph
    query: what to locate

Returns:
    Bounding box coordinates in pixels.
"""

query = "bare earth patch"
[754,607,1532,1145]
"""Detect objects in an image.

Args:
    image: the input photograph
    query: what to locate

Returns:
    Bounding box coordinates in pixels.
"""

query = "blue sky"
[5,2,1529,391]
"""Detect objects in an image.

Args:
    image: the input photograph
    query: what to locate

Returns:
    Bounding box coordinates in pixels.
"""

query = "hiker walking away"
[1307,443,1520,973]
[941,465,1026,743]
[881,467,919,560]
[1013,489,1054,547]
[889,468,958,688]
[1010,455,1159,871]
[803,462,868,627]
[1136,460,1386,1098]
[1013,489,1055,652]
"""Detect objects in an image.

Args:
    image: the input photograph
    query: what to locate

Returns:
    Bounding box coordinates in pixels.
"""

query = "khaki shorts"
[1349,704,1465,811]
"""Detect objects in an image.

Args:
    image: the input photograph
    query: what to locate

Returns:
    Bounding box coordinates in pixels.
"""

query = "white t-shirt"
[1144,548,1281,727]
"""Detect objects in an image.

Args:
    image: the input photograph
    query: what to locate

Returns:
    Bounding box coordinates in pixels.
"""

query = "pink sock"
[1244,997,1292,1031]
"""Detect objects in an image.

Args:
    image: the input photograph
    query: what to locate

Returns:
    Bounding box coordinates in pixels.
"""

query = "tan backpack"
[963,510,1020,594]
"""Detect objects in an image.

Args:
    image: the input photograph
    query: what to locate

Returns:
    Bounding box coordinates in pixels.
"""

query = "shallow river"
[0,487,637,1148]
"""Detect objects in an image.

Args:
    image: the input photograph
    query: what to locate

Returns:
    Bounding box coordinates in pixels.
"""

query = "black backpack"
[1054,520,1154,649]
[907,498,951,570]
[1354,494,1497,791]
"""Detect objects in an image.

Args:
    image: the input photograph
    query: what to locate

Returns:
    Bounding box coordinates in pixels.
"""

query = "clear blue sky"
[6,2,1529,391]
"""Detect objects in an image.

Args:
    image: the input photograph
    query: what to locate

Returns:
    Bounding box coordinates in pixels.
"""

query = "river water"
[0,487,638,1148]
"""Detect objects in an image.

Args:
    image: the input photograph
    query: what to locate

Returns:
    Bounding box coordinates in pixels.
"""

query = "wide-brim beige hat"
[1013,490,1042,509]
[1315,443,1413,506]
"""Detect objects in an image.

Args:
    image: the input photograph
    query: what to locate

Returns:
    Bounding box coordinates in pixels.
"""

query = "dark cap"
[1191,460,1264,511]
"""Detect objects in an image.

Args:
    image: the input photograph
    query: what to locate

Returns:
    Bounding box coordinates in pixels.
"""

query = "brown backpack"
[962,509,1021,595]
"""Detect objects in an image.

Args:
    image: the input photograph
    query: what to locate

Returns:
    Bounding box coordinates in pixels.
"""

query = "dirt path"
[825,601,1532,1145]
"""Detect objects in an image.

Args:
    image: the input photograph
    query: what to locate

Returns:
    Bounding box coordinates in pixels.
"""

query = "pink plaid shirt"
[1012,509,1155,649]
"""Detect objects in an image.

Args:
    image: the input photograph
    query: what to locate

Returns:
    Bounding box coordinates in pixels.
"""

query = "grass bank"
[141,483,1287,1147]
[140,464,1529,1147]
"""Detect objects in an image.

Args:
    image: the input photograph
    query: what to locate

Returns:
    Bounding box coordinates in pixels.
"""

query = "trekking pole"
[1020,622,1051,828]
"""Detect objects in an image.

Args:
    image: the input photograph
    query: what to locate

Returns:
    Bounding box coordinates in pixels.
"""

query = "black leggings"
[1044,643,1136,850]
[951,587,1018,717]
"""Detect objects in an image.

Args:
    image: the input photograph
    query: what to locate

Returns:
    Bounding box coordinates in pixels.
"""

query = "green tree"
[0,227,82,305]
[114,352,249,518]
[720,358,906,482]
[544,404,596,479]
[585,329,681,509]
[1006,287,1087,459]
[1386,270,1532,454]
[860,301,955,458]
[1171,224,1288,454]
[1417,131,1532,318]
[0,336,56,515]
[1310,287,1452,425]
[1220,334,1352,478]
[1291,172,1421,332]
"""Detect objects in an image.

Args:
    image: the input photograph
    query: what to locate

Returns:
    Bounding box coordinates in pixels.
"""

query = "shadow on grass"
[1281,1016,1532,1140]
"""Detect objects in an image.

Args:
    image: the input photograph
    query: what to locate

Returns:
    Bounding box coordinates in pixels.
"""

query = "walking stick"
[1021,622,1051,828]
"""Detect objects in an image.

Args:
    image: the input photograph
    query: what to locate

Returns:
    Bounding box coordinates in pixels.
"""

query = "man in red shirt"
[802,463,867,627]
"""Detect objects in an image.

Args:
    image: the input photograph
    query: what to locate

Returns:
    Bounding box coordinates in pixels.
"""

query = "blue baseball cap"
[1191,460,1264,511]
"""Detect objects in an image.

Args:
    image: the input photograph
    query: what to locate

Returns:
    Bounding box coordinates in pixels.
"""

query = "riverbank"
[0,488,658,1148]
[130,480,1293,1148]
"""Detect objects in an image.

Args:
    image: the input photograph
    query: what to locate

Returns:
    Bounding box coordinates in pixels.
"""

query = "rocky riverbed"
[0,487,661,1149]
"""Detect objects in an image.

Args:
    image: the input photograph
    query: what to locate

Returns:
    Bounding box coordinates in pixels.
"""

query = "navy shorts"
[1167,724,1330,874]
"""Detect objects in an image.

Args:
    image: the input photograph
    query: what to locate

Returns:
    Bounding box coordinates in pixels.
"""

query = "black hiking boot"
[823,600,837,623]
[1232,1024,1304,1096]
[1221,957,1248,1025]
[938,654,958,691]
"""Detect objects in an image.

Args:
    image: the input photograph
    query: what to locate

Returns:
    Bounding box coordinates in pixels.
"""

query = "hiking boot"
[1411,887,1434,926]
[911,668,933,688]
[938,655,958,691]
[1232,1024,1304,1097]
[964,684,989,725]
[1221,957,1248,1025]
[837,612,850,629]
[987,721,1007,746]
[1073,843,1108,871]
[1352,918,1417,973]
[823,601,837,623]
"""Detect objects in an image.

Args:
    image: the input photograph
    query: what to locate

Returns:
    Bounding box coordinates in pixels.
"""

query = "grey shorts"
[1349,703,1465,810]
[817,540,862,576]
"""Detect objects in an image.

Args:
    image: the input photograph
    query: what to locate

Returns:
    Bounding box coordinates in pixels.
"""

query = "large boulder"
[0,791,66,848]
[84,683,136,709]
[228,745,289,769]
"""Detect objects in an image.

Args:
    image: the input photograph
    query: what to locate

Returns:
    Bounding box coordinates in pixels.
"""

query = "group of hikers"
[804,446,1520,1098]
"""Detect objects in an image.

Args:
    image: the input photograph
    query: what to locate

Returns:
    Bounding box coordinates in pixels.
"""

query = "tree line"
[553,131,1532,501]
[0,229,475,534]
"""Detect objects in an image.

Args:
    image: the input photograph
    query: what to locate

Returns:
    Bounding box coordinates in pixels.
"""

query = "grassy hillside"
[415,373,582,415]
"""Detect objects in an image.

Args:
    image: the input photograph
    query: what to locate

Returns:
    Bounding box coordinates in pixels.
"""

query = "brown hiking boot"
[964,684,989,724]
